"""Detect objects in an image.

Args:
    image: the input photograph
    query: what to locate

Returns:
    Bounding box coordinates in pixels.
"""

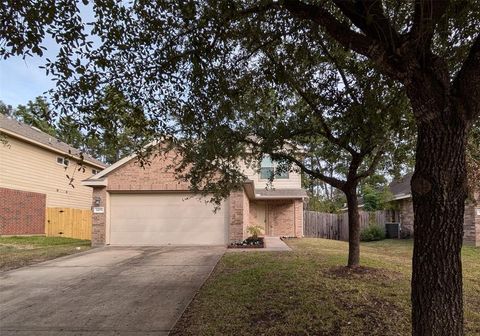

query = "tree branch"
[281,0,376,58]
[409,0,450,53]
[453,33,480,122]
[271,152,346,190]
[355,148,385,179]
[238,137,346,190]
[240,0,406,79]
[316,36,360,105]
[263,51,359,156]
[332,0,400,52]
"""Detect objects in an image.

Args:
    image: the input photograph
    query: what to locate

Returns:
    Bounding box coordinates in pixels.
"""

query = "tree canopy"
[0,93,151,164]
[2,1,480,335]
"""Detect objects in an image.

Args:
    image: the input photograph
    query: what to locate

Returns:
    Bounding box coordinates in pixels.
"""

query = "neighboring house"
[387,173,480,246]
[82,147,307,246]
[0,114,107,235]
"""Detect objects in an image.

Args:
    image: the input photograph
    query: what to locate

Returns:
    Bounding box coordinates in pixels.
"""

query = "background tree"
[361,184,394,212]
[13,97,57,136]
[0,101,14,116]
[2,1,480,335]
[1,90,153,164]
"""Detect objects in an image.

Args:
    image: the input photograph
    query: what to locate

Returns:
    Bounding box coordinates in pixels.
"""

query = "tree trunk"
[411,118,468,336]
[345,187,360,267]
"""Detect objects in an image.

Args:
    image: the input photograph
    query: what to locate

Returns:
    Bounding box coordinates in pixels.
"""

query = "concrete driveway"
[0,246,225,335]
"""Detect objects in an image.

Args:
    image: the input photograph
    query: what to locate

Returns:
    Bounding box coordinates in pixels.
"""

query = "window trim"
[56,156,69,166]
[259,155,289,180]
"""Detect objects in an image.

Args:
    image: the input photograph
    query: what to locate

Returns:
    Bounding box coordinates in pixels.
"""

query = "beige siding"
[241,164,302,189]
[0,136,99,209]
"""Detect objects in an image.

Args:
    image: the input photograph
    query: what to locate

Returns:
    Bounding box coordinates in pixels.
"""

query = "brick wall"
[397,196,479,246]
[91,187,107,246]
[475,206,480,247]
[243,191,250,238]
[229,189,248,242]
[90,151,307,245]
[267,200,297,237]
[0,187,46,235]
[294,199,304,237]
[464,203,476,245]
[107,152,190,191]
[398,199,414,237]
[248,199,304,238]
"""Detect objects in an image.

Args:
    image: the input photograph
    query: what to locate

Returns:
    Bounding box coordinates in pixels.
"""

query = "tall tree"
[14,97,57,136]
[0,101,14,116]
[1,1,480,335]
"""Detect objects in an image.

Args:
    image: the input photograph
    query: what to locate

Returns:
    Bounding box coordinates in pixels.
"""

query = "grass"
[0,236,91,272]
[171,238,480,336]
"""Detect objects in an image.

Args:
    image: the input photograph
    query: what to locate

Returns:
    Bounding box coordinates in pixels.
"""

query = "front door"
[255,203,269,235]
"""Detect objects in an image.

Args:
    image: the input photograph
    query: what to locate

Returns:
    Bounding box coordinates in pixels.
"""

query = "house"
[0,114,107,235]
[82,146,307,246]
[387,173,480,246]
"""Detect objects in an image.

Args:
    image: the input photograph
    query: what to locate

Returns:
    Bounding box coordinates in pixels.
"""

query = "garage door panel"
[111,218,220,232]
[109,194,227,245]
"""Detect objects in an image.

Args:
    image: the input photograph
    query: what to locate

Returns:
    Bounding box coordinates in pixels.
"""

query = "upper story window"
[56,157,69,166]
[92,169,99,175]
[260,155,289,179]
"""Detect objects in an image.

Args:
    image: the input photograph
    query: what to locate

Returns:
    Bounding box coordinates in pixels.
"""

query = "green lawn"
[171,238,480,336]
[0,236,91,272]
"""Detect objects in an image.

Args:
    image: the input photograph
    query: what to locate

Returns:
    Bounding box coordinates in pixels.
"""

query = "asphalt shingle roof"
[388,172,413,196]
[0,114,107,168]
[255,188,308,198]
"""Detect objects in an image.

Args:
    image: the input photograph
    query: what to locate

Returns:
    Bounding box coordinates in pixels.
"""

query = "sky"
[0,4,94,107]
[0,51,55,107]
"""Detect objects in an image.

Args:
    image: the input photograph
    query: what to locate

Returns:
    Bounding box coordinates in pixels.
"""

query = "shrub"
[360,224,386,242]
[246,225,263,239]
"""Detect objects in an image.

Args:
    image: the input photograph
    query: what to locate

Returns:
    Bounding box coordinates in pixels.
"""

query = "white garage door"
[109,193,228,245]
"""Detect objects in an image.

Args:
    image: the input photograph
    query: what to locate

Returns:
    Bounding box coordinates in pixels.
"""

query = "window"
[92,169,99,175]
[56,157,69,166]
[259,155,289,179]
[260,156,274,179]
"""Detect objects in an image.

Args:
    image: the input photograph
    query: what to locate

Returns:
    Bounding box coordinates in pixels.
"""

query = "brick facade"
[90,151,306,245]
[107,152,190,192]
[398,199,414,237]
[91,187,107,246]
[0,187,46,235]
[267,200,296,237]
[294,199,304,237]
[248,199,304,239]
[475,207,480,247]
[396,195,480,246]
[229,189,251,242]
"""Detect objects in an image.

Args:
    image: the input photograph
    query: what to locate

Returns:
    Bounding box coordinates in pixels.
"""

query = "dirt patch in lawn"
[325,265,403,281]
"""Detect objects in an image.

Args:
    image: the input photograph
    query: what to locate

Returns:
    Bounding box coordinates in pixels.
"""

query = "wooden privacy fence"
[45,208,92,240]
[304,210,386,241]
[303,212,340,240]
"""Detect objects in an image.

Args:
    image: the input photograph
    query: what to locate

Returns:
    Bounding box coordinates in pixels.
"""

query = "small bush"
[246,225,263,239]
[360,224,386,242]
